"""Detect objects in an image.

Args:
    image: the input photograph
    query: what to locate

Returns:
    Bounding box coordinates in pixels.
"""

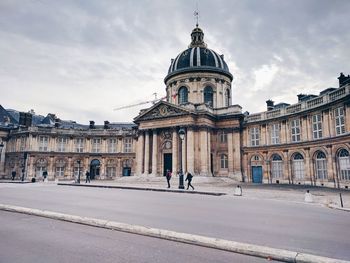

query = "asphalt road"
[0,183,349,260]
[0,210,272,263]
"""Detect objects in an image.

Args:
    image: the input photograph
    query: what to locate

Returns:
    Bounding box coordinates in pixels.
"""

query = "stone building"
[0,25,349,188]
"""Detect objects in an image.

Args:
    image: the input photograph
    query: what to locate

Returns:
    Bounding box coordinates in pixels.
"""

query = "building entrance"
[90,159,100,180]
[252,166,263,183]
[163,153,172,176]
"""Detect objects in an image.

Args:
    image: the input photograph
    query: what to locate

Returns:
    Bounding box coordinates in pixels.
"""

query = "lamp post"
[178,128,185,189]
[77,160,81,184]
[0,142,4,179]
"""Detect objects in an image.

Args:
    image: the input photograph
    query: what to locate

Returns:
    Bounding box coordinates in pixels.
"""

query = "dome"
[164,27,233,83]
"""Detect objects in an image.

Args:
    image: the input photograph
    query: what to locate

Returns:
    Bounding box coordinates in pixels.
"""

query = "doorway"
[163,153,172,176]
[252,166,263,183]
[90,159,100,180]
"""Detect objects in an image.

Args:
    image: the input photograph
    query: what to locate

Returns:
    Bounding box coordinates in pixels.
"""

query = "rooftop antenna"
[194,3,199,27]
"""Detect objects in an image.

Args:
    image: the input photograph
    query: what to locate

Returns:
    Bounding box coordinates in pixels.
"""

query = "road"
[0,183,349,260]
[0,210,271,263]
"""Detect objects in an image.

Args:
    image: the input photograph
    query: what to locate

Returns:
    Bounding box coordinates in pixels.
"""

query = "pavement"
[52,174,350,211]
[1,176,350,262]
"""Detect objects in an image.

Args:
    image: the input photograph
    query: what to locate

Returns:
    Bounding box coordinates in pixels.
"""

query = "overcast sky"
[0,0,349,124]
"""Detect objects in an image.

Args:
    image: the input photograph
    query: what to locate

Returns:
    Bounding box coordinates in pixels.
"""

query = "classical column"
[102,138,107,153]
[233,130,241,174]
[144,131,150,175]
[200,128,208,176]
[101,157,106,179]
[304,148,312,184]
[28,156,34,178]
[0,141,6,176]
[207,130,211,175]
[67,157,72,179]
[182,132,187,173]
[49,156,54,179]
[136,132,144,175]
[186,128,195,174]
[172,129,178,174]
[326,146,334,186]
[152,130,158,175]
[283,151,290,183]
[323,111,330,138]
[227,131,234,176]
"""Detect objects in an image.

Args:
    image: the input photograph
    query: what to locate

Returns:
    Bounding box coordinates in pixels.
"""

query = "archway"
[90,159,100,180]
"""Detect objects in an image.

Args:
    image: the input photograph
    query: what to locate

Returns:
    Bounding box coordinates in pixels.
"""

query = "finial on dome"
[190,5,206,48]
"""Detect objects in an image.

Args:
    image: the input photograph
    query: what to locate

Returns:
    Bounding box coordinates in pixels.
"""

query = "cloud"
[0,0,349,123]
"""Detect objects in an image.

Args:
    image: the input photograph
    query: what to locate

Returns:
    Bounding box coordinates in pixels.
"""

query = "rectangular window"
[335,107,345,135]
[38,136,49,151]
[312,114,323,139]
[123,138,132,153]
[270,124,280,145]
[106,167,116,178]
[219,131,227,144]
[75,138,84,153]
[108,138,117,153]
[291,119,301,142]
[57,137,68,152]
[250,127,260,146]
[55,167,65,177]
[92,138,101,153]
[20,137,26,151]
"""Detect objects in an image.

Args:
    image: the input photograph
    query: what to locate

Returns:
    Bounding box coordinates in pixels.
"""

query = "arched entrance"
[90,159,100,180]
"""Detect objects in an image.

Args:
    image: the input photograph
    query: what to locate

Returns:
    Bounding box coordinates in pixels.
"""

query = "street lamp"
[77,160,81,184]
[178,128,185,189]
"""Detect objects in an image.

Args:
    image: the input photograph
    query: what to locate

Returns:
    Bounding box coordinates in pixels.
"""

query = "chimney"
[54,118,61,128]
[338,72,350,87]
[266,100,274,111]
[19,112,32,127]
[104,121,110,129]
[89,121,95,129]
[297,94,306,102]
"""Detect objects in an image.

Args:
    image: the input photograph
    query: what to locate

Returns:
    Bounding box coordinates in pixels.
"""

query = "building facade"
[0,26,349,188]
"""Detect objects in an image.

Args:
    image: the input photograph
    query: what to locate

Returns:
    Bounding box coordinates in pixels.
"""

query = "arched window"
[178,86,188,104]
[315,151,327,180]
[292,153,304,180]
[220,154,228,169]
[271,154,283,179]
[338,149,350,181]
[204,86,213,106]
[225,89,230,107]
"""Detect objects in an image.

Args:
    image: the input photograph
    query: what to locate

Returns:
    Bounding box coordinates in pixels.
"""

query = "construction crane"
[113,93,166,111]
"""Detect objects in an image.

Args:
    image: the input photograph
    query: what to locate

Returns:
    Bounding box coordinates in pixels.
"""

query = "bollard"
[340,193,344,208]
[304,190,313,203]
[234,185,242,196]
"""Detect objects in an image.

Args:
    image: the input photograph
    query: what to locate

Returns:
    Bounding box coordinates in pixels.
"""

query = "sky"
[0,0,349,124]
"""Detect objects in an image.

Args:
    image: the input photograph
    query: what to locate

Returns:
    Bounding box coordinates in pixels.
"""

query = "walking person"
[166,169,172,188]
[11,170,16,181]
[185,172,194,190]
[85,170,91,183]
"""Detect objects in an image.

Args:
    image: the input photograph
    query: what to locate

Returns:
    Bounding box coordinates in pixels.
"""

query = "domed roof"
[164,27,232,83]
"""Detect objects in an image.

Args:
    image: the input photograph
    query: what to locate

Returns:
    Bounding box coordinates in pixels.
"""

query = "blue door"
[252,166,263,183]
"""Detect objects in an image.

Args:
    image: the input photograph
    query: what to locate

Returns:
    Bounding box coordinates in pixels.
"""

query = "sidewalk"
[57,175,350,211]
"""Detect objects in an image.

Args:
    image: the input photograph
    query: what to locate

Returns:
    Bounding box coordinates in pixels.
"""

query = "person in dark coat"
[85,171,91,183]
[166,169,172,188]
[185,172,194,190]
[11,171,16,180]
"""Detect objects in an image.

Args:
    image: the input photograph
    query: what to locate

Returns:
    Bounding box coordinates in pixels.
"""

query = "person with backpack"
[185,172,194,190]
[166,169,172,188]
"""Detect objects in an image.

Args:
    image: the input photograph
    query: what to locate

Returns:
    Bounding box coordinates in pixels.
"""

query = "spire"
[189,6,207,48]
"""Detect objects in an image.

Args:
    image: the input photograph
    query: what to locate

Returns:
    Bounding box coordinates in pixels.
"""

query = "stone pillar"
[0,141,6,176]
[136,132,144,175]
[49,156,54,179]
[102,138,107,153]
[326,146,334,185]
[261,125,266,146]
[101,157,106,179]
[117,138,123,153]
[144,131,150,175]
[345,105,350,133]
[301,117,308,141]
[305,148,313,184]
[283,151,290,183]
[67,157,72,179]
[152,130,158,175]
[227,131,234,176]
[233,131,241,174]
[186,128,195,174]
[172,130,178,174]
[200,128,208,176]
[207,130,211,175]
[28,156,34,178]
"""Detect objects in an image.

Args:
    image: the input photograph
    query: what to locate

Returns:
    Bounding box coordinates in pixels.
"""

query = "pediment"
[134,101,193,122]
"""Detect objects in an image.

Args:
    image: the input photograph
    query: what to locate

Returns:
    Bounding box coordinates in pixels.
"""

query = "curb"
[57,183,226,196]
[327,203,350,212]
[0,204,348,263]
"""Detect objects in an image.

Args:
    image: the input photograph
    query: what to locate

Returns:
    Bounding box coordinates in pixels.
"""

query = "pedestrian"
[185,172,194,190]
[42,170,48,182]
[166,169,172,188]
[85,170,91,183]
[11,170,16,181]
